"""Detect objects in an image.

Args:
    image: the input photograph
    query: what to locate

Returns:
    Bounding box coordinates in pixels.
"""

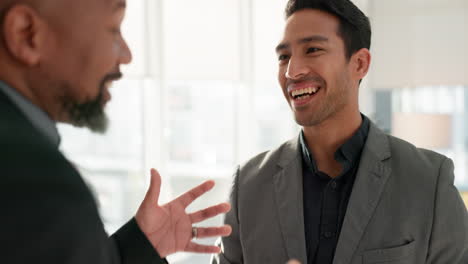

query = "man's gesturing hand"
[135,169,232,258]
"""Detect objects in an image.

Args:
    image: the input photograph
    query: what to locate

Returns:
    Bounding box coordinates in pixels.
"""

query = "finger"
[193,225,232,239]
[189,203,231,223]
[143,168,162,205]
[185,242,221,254]
[176,180,215,208]
[287,260,302,264]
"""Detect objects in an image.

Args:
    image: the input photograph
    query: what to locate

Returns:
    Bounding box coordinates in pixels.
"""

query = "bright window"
[58,1,468,264]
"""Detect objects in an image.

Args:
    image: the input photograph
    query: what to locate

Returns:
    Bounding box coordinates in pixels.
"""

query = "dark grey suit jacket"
[0,88,166,263]
[213,122,468,264]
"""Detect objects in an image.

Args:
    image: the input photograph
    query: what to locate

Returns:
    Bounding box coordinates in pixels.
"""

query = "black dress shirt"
[301,115,370,264]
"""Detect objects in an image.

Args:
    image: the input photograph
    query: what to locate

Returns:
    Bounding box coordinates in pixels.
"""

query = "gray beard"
[60,80,109,133]
[65,91,109,133]
[59,72,121,133]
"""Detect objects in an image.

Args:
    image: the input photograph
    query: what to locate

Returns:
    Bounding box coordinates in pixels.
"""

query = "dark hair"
[285,0,371,59]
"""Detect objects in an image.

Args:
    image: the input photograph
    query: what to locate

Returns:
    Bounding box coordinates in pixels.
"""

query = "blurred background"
[58,0,468,263]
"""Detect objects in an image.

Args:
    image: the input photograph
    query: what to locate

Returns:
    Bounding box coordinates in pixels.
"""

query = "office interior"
[56,0,468,263]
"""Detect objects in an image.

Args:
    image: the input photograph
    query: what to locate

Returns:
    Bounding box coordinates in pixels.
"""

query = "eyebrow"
[113,0,126,11]
[275,35,329,53]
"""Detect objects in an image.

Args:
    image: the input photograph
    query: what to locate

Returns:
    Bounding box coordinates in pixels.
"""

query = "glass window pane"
[166,81,236,174]
[59,79,145,233]
[163,0,241,80]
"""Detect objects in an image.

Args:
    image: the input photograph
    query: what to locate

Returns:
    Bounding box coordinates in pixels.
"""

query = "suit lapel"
[273,136,308,264]
[333,123,392,264]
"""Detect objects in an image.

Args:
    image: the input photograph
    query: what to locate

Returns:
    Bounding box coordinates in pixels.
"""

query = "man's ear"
[351,48,371,82]
[2,5,45,66]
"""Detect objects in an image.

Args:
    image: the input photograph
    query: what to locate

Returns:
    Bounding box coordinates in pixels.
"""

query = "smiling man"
[0,0,231,263]
[213,0,468,263]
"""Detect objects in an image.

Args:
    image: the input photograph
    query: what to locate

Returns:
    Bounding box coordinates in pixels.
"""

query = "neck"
[302,108,362,177]
[0,63,59,121]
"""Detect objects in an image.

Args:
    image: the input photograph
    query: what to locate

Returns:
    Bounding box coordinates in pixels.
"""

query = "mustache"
[286,76,325,89]
[62,71,122,134]
[101,71,123,86]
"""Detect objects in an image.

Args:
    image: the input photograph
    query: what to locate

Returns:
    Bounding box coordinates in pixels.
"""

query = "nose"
[285,56,309,80]
[119,36,133,65]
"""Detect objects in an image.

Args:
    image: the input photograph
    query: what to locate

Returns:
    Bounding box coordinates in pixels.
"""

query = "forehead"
[78,0,126,13]
[110,0,126,11]
[48,0,125,17]
[42,0,126,35]
[281,9,340,43]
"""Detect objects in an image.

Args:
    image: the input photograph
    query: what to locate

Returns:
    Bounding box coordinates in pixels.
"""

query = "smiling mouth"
[102,82,113,103]
[290,86,321,100]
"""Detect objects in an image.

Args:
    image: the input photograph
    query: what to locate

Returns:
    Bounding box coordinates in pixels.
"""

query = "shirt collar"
[300,114,370,177]
[0,80,61,148]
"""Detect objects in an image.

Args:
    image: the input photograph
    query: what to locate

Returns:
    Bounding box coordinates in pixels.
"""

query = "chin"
[78,112,109,134]
[65,103,109,133]
[294,113,325,127]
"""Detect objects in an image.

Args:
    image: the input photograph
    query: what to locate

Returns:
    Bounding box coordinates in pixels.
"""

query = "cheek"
[111,41,121,56]
[89,35,119,66]
[321,64,343,86]
[84,41,117,78]
[278,66,286,85]
[278,72,289,99]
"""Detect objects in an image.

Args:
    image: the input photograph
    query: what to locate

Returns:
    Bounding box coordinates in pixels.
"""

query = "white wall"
[370,0,468,89]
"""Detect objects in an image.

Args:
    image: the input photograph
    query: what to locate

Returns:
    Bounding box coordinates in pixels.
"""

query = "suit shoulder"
[385,135,449,188]
[240,140,294,170]
[0,113,86,197]
[237,138,298,182]
[387,134,447,165]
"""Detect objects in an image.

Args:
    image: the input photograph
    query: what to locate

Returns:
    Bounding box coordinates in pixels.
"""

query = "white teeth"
[291,86,320,98]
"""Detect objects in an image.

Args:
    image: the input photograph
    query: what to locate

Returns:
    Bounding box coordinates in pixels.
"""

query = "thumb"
[143,168,162,205]
[286,260,301,264]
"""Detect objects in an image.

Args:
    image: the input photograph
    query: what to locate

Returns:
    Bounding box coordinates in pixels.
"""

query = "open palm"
[135,169,231,258]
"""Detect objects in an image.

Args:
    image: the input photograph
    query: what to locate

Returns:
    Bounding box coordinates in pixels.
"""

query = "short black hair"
[285,0,371,59]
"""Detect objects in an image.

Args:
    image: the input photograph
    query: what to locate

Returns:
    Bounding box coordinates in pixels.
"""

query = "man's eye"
[306,47,321,53]
[278,54,290,61]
